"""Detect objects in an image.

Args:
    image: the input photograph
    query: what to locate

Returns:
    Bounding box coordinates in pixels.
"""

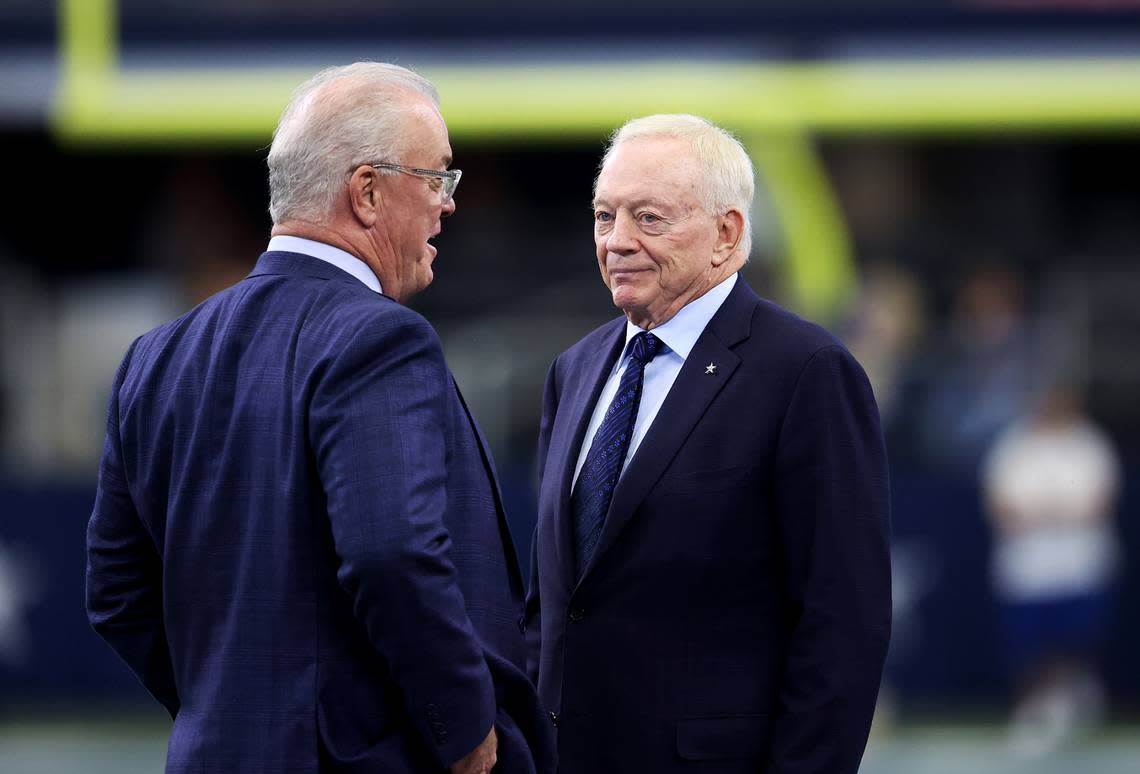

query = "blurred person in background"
[525,114,891,774]
[85,62,553,774]
[840,260,926,426]
[983,381,1123,756]
[892,264,1037,473]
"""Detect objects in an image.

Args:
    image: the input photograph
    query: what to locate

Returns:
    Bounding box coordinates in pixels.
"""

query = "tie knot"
[629,331,662,367]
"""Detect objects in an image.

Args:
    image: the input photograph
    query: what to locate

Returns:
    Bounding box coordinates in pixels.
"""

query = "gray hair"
[267,62,440,225]
[599,114,755,260]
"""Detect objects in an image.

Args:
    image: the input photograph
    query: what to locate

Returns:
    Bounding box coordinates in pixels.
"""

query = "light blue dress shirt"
[267,235,382,294]
[572,273,738,487]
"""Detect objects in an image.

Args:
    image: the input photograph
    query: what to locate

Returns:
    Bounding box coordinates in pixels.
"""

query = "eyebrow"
[593,196,677,212]
[440,154,453,168]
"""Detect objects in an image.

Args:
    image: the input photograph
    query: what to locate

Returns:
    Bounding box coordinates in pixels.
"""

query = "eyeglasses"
[371,162,462,204]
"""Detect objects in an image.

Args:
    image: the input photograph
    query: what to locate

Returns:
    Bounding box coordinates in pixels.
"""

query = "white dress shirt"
[267,235,382,294]
[572,273,738,487]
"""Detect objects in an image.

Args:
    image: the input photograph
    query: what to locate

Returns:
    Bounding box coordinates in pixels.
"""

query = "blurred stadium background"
[2,0,1140,771]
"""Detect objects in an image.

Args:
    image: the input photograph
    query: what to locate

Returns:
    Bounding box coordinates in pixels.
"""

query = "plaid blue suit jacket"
[87,251,553,773]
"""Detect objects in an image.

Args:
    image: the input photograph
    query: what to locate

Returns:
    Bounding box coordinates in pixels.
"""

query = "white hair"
[267,62,440,225]
[599,114,755,260]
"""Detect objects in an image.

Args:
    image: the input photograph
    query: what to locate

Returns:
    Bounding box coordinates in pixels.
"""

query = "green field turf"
[2,713,1138,773]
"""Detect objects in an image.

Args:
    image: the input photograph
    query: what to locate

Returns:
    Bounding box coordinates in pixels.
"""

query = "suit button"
[517,615,526,634]
[568,608,584,622]
[549,711,560,727]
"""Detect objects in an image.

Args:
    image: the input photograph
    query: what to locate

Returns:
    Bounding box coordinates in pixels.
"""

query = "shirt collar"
[267,235,382,294]
[623,272,738,359]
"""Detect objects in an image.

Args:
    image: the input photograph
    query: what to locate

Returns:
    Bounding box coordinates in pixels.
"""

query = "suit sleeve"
[86,341,180,719]
[524,359,559,684]
[768,345,892,774]
[308,309,495,768]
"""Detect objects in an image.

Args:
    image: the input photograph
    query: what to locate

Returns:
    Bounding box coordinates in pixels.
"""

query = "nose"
[441,194,456,218]
[605,210,639,255]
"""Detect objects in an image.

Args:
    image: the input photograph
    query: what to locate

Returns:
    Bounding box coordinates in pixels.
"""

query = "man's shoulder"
[125,271,432,370]
[705,283,866,383]
[549,288,852,372]
[125,284,239,359]
[747,296,847,361]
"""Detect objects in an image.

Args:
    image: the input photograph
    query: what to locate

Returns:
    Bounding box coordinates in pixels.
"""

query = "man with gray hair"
[526,114,891,773]
[87,62,553,774]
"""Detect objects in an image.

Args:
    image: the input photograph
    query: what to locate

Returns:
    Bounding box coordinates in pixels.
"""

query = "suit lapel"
[581,278,760,580]
[550,322,627,584]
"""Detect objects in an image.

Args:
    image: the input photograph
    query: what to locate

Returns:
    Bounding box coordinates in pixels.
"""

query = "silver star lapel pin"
[705,362,717,375]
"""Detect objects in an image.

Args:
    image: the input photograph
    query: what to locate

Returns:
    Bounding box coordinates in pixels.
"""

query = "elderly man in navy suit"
[86,62,553,774]
[526,114,891,774]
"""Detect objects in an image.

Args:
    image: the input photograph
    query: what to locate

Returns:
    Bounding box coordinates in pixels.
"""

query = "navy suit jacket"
[526,277,891,774]
[87,251,555,773]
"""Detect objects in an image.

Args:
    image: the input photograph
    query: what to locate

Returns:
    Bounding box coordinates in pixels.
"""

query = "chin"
[610,284,645,311]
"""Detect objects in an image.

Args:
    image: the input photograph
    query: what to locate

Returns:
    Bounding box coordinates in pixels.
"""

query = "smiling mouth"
[609,267,648,280]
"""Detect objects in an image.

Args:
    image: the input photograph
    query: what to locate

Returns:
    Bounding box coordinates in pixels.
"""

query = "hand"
[450,726,497,774]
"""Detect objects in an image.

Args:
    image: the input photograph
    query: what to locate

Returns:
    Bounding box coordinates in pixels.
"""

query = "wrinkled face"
[592,137,721,327]
[374,98,456,302]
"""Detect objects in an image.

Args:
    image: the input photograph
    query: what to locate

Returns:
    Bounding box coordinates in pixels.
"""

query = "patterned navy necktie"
[571,331,663,577]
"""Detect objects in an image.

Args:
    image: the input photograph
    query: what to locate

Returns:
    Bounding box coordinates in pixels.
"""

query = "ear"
[347,165,381,228]
[711,208,745,266]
